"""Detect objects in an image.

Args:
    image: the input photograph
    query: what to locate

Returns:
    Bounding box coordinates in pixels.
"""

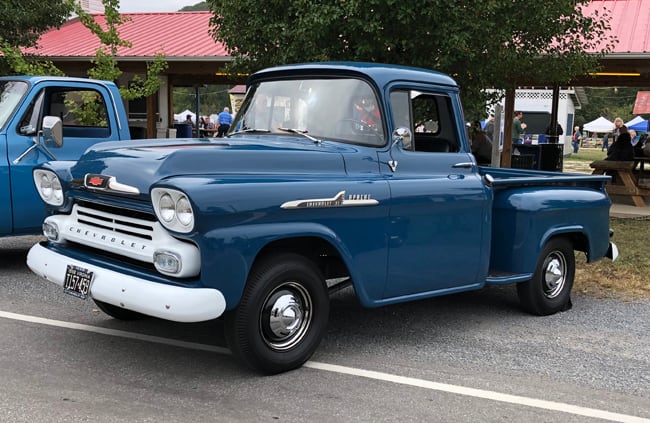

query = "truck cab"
[0,76,131,237]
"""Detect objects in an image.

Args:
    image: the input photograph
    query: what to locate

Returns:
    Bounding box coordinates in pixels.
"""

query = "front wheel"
[517,238,575,316]
[224,253,329,374]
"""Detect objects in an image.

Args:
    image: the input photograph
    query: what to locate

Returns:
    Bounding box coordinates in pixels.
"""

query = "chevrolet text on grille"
[68,226,148,250]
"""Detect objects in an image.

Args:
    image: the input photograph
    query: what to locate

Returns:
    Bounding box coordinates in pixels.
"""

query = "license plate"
[63,265,94,299]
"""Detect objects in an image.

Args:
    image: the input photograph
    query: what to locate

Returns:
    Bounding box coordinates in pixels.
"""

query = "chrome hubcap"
[260,282,312,351]
[543,251,566,299]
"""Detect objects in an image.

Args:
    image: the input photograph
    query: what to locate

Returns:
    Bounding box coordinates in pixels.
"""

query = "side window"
[47,88,111,138]
[390,89,459,153]
[17,90,45,136]
[390,91,411,130]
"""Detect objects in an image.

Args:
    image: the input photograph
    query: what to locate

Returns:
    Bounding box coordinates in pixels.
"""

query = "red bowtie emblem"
[88,176,104,186]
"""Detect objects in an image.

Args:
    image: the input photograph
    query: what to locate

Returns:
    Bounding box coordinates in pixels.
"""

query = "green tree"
[173,85,231,117]
[74,0,168,100]
[0,41,65,76]
[180,2,209,11]
[1,0,168,126]
[0,0,74,48]
[0,0,74,74]
[207,0,615,120]
[575,87,650,128]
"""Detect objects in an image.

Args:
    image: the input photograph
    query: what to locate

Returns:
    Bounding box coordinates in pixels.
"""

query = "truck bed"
[479,166,610,191]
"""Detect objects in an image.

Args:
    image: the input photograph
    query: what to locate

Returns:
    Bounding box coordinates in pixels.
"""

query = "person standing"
[217,106,233,137]
[512,111,526,145]
[470,121,492,165]
[545,120,563,139]
[602,132,609,152]
[613,117,625,140]
[572,126,582,154]
[606,125,634,161]
[484,114,495,142]
[634,133,647,157]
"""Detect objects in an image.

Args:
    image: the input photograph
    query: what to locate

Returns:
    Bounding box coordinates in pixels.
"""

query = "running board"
[327,277,352,294]
[485,272,533,285]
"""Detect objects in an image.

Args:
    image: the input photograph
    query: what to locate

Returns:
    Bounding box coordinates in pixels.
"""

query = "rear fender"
[491,186,611,273]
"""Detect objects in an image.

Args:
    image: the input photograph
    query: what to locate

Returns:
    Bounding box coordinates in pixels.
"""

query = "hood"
[69,136,354,195]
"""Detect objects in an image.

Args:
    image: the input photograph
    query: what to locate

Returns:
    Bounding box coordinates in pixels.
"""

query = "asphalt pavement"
[0,235,649,422]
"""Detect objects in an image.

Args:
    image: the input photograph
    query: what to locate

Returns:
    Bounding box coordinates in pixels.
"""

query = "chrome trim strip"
[281,190,378,209]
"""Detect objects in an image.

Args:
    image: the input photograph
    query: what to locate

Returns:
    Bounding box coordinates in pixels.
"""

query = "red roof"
[25,4,650,59]
[25,12,228,58]
[582,0,650,54]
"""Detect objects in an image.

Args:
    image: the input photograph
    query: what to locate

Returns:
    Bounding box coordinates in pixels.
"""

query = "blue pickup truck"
[0,76,132,237]
[27,63,617,373]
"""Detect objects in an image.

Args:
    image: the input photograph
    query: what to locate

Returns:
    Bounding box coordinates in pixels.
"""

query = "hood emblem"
[281,191,378,209]
[84,174,140,194]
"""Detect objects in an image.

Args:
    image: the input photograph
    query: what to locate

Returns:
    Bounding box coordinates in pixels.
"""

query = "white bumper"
[27,243,226,323]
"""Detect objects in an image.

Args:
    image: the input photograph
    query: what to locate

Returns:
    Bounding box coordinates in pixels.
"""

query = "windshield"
[0,81,29,131]
[229,78,386,146]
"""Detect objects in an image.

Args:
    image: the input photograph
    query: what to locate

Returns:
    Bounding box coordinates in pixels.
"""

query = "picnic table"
[200,128,218,137]
[634,155,650,174]
[590,160,650,207]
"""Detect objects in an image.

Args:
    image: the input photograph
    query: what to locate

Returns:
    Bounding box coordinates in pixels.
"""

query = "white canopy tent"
[173,109,196,123]
[583,116,614,133]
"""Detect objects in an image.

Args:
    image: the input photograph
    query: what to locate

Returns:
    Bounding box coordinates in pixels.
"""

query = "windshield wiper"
[227,128,271,137]
[278,127,321,143]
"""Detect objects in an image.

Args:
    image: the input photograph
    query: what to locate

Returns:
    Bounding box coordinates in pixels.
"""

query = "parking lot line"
[1,310,648,423]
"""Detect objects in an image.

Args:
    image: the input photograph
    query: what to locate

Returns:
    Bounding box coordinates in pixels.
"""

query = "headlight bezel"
[151,187,195,233]
[33,169,64,206]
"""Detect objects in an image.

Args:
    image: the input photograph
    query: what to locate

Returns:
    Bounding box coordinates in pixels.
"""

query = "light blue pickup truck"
[27,63,617,373]
[0,76,132,237]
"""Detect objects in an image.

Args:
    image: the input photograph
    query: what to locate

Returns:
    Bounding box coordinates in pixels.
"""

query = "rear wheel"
[93,299,147,320]
[517,238,575,316]
[224,253,329,374]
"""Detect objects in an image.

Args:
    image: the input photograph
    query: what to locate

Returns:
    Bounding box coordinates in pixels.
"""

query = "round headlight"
[159,194,175,222]
[40,174,53,199]
[152,187,195,233]
[52,177,63,203]
[33,169,64,206]
[176,196,193,227]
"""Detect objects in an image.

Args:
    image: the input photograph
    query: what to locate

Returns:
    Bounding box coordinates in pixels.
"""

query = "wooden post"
[146,93,157,138]
[548,83,560,144]
[491,104,502,167]
[168,81,175,137]
[501,88,515,168]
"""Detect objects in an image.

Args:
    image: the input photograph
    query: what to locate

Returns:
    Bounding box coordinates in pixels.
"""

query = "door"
[7,82,116,234]
[381,88,491,299]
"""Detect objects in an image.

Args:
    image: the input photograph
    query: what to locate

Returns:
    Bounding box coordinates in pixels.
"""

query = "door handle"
[452,162,474,169]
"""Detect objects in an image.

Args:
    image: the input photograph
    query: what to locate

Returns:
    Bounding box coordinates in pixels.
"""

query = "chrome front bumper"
[27,243,225,323]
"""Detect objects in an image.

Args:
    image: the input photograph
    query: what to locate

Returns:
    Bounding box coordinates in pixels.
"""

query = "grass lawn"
[575,216,650,301]
[565,147,607,163]
[503,145,646,300]
[543,148,650,301]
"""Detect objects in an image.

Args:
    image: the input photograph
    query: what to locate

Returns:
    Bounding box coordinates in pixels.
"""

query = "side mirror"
[392,127,413,150]
[42,116,63,148]
[12,116,62,164]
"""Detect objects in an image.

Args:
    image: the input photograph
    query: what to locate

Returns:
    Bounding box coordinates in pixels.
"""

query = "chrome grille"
[74,202,156,240]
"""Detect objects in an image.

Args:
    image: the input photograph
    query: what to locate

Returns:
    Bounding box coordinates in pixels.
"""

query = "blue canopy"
[628,118,648,132]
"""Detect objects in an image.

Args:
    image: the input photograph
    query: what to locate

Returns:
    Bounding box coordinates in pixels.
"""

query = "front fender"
[196,222,371,310]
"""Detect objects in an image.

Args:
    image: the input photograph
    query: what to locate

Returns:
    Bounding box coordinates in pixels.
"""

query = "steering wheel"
[336,118,378,132]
